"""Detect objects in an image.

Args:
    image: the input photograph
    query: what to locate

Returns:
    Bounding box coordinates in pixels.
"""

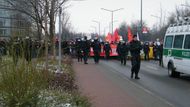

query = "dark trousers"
[120,55,127,65]
[94,51,100,63]
[131,55,141,77]
[83,52,88,63]
[77,51,83,62]
[159,54,163,66]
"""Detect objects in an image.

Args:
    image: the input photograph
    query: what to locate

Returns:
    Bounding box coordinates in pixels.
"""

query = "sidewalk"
[73,59,142,107]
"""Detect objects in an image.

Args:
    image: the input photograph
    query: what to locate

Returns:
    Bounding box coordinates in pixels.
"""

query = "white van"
[163,22,190,77]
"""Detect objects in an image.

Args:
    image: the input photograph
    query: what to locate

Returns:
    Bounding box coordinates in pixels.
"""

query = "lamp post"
[141,0,143,34]
[58,7,62,72]
[101,8,124,35]
[151,15,162,29]
[109,20,118,33]
[90,26,97,34]
[92,20,100,36]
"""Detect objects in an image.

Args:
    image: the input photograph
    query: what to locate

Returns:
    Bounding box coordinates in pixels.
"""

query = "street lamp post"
[92,20,100,36]
[101,8,124,35]
[90,26,97,34]
[151,15,162,29]
[58,7,62,72]
[140,0,143,40]
[109,20,118,33]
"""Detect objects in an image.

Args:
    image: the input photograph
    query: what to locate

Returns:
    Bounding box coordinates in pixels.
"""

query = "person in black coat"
[119,41,129,65]
[75,39,83,62]
[116,42,122,61]
[103,42,111,60]
[92,38,101,64]
[81,36,90,64]
[130,35,142,79]
[143,42,150,60]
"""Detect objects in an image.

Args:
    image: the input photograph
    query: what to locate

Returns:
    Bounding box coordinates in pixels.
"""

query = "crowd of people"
[0,35,163,79]
[62,35,164,80]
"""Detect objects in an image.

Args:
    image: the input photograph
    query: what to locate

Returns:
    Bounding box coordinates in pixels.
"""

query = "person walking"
[130,35,142,79]
[103,41,111,60]
[76,39,83,62]
[120,41,129,65]
[92,37,101,64]
[116,41,122,61]
[81,36,90,64]
[143,42,150,60]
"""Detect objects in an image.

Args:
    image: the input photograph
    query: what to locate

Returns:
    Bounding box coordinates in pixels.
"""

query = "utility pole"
[58,7,62,72]
[140,0,143,39]
[92,20,100,36]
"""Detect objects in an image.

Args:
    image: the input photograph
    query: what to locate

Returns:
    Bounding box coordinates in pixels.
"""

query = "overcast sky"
[60,0,189,34]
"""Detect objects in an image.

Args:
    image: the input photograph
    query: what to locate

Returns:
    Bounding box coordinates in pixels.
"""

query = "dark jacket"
[81,40,90,54]
[130,40,142,57]
[120,43,129,56]
[104,43,111,52]
[92,40,101,52]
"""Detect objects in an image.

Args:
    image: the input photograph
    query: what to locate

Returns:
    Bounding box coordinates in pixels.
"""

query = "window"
[173,35,184,49]
[165,36,173,48]
[184,35,190,49]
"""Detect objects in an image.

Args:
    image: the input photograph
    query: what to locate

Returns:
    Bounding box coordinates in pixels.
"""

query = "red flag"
[113,29,120,42]
[105,33,112,43]
[127,26,133,42]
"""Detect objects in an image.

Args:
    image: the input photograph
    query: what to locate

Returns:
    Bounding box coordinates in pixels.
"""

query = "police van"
[163,22,190,77]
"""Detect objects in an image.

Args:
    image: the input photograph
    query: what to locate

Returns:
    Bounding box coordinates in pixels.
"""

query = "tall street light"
[92,20,100,36]
[140,0,143,39]
[90,26,97,34]
[151,15,162,29]
[109,20,118,33]
[58,7,62,72]
[101,8,124,35]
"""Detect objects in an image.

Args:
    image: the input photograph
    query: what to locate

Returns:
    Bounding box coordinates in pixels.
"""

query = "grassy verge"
[0,55,91,107]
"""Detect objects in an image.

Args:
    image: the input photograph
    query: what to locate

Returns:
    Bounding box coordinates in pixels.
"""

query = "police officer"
[103,41,111,60]
[76,39,83,62]
[116,41,122,61]
[81,36,90,64]
[119,41,129,65]
[130,35,142,79]
[143,42,150,60]
[92,37,101,64]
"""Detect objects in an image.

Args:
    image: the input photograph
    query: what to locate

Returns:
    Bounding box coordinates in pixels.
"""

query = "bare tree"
[4,0,70,70]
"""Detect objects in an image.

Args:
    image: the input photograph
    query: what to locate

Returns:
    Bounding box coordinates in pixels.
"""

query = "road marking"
[145,65,159,71]
[102,61,175,107]
[121,75,175,107]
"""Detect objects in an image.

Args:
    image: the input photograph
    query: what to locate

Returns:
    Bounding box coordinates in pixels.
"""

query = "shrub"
[0,58,48,107]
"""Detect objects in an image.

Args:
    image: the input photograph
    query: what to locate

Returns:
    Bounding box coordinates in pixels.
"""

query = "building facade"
[0,0,31,40]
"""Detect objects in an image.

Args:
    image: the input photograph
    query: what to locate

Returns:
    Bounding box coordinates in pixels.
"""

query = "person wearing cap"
[130,34,142,79]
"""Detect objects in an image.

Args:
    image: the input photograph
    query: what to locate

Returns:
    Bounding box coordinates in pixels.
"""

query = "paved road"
[101,59,190,107]
[74,59,178,107]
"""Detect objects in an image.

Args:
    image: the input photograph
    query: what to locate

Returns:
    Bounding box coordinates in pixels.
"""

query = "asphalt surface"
[74,58,190,107]
[100,59,190,107]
